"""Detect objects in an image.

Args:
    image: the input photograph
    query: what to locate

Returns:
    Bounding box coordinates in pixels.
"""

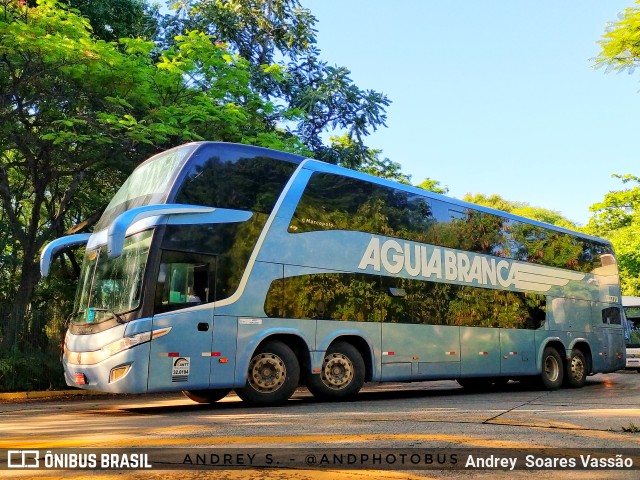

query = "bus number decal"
[171,357,190,382]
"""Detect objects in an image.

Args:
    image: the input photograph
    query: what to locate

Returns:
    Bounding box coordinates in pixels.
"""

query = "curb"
[0,389,108,401]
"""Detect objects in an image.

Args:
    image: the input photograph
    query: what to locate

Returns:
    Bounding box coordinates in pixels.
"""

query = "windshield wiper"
[88,308,126,324]
[66,310,86,327]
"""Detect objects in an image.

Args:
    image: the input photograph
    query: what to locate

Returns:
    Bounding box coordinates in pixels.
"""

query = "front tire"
[540,347,564,390]
[182,388,231,404]
[307,341,365,401]
[564,349,587,388]
[235,341,300,407]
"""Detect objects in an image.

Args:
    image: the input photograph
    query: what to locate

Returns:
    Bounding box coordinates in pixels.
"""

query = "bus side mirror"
[40,234,91,278]
[107,204,252,259]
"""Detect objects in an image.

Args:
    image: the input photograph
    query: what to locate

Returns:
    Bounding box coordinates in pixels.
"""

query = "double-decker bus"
[40,142,625,406]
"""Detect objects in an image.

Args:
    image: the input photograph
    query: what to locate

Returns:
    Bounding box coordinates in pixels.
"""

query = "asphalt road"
[1,372,640,479]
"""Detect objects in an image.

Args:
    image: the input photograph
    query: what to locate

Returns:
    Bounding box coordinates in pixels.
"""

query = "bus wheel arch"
[235,337,304,406]
[564,342,591,388]
[307,338,367,401]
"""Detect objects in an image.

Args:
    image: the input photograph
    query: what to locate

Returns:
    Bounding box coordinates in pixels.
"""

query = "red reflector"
[168,352,179,357]
[74,373,86,385]
[219,358,228,363]
[212,352,221,357]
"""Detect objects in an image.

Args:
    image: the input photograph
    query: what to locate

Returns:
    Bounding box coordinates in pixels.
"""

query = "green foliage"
[586,174,640,233]
[0,350,65,392]
[169,0,392,172]
[592,3,640,296]
[0,0,305,349]
[416,178,449,195]
[595,0,640,73]
[463,193,576,228]
[325,134,410,183]
[586,175,640,296]
[65,0,159,43]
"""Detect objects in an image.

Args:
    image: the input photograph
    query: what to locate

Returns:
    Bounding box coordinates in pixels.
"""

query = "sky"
[299,0,639,226]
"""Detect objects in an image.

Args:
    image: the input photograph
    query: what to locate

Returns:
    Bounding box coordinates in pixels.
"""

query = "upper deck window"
[173,144,300,213]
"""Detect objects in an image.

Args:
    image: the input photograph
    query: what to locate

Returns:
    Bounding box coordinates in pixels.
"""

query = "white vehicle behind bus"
[623,296,640,372]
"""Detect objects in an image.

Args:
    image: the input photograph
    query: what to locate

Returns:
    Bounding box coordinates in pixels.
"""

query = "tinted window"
[265,272,383,322]
[265,272,546,329]
[290,172,613,275]
[432,202,614,274]
[161,214,268,300]
[174,144,299,214]
[289,173,436,244]
[154,251,216,314]
[168,145,300,301]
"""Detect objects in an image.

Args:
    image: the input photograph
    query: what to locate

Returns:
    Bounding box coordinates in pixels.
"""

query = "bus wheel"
[307,341,365,401]
[235,341,300,407]
[182,389,231,404]
[564,350,587,388]
[540,347,563,390]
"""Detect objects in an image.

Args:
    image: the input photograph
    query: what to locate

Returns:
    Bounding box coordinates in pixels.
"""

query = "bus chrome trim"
[65,327,172,365]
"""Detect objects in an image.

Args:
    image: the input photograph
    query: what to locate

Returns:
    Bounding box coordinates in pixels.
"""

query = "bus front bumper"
[63,342,151,394]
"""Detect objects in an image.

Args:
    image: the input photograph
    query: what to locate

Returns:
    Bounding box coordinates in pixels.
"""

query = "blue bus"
[40,142,626,406]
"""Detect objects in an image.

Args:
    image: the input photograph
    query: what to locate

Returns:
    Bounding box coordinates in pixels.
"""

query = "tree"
[595,0,640,73]
[65,0,159,42]
[585,175,640,295]
[594,2,640,295]
[416,178,449,195]
[0,0,304,350]
[166,0,394,176]
[463,193,576,228]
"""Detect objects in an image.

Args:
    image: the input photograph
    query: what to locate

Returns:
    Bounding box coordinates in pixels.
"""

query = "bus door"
[147,255,216,391]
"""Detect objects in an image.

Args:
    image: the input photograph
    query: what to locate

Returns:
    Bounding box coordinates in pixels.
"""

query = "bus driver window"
[155,257,211,313]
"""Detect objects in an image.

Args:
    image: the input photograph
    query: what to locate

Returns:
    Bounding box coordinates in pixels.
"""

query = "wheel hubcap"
[544,355,559,382]
[321,353,353,390]
[570,356,584,381]
[248,353,286,393]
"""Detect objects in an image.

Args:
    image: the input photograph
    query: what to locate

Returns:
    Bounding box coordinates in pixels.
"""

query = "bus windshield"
[71,231,153,324]
[94,145,195,231]
[625,305,640,348]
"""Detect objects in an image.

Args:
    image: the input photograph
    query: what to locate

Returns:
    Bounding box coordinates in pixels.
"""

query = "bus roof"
[623,296,640,308]
[134,142,611,247]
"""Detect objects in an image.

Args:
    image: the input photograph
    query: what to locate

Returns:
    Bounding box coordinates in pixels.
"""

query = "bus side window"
[154,252,214,314]
[602,306,622,324]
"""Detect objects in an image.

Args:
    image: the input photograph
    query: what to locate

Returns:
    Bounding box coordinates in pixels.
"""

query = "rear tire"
[182,389,231,404]
[540,347,564,390]
[307,341,365,401]
[235,341,300,407]
[564,349,587,388]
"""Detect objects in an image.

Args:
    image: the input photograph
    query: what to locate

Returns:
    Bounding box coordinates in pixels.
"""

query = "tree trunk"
[1,259,40,352]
